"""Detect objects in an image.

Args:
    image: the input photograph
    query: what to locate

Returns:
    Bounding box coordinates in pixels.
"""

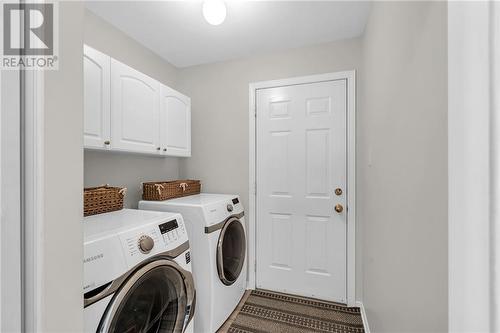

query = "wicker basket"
[84,185,126,217]
[142,180,201,201]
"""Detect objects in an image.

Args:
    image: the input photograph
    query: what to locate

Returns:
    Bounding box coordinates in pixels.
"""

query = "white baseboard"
[356,301,370,333]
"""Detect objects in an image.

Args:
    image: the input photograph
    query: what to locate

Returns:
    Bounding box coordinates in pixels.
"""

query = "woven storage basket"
[142,180,201,201]
[84,185,126,217]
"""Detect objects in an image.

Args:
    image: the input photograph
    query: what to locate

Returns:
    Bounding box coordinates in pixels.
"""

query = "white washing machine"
[139,194,247,333]
[83,209,196,333]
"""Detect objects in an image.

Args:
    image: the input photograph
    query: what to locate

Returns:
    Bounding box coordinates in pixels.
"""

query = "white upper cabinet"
[83,45,191,157]
[83,45,111,149]
[110,59,160,154]
[160,85,191,157]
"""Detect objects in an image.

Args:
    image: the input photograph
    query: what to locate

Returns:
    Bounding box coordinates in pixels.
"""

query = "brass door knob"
[104,140,110,145]
[334,204,344,213]
[335,188,343,196]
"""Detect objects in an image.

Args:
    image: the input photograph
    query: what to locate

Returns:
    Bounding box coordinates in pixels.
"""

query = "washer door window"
[99,260,190,333]
[217,218,246,286]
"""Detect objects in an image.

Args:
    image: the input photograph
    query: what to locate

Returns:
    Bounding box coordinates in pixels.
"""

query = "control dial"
[227,204,234,212]
[138,235,154,254]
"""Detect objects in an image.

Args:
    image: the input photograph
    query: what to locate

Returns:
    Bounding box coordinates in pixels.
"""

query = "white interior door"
[159,85,191,157]
[111,59,160,154]
[256,79,347,303]
[83,45,111,149]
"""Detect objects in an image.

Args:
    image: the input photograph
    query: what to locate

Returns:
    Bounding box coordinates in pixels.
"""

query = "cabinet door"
[83,45,111,149]
[160,85,191,157]
[111,59,160,154]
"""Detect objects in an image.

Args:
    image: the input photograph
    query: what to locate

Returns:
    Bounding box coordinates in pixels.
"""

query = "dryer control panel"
[203,196,244,225]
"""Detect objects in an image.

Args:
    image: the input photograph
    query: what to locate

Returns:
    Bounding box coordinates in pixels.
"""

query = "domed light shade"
[203,0,226,26]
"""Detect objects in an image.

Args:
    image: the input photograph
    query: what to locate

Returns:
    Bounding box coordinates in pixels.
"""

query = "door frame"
[448,3,498,330]
[248,71,356,306]
[1,63,22,333]
[0,28,44,333]
[22,68,45,333]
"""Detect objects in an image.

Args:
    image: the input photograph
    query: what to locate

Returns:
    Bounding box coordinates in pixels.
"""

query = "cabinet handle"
[104,140,110,145]
[156,147,161,151]
[163,148,167,152]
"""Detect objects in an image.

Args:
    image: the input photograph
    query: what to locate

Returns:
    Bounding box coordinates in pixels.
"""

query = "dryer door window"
[217,218,246,286]
[99,260,191,333]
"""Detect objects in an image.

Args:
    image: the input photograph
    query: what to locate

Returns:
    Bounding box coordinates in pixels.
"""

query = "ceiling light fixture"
[202,0,226,26]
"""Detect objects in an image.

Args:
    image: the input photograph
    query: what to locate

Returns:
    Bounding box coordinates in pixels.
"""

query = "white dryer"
[83,209,196,333]
[139,194,247,333]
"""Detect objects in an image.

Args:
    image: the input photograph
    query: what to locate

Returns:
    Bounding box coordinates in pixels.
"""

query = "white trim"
[346,71,356,307]
[0,57,1,329]
[0,4,44,330]
[248,71,356,306]
[248,84,257,290]
[19,6,45,331]
[0,63,22,333]
[356,301,370,333]
[23,69,44,333]
[448,2,494,331]
[491,3,500,331]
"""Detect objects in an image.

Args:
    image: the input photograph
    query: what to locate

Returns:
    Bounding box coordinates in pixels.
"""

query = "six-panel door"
[256,80,347,303]
[110,59,160,154]
[83,46,111,149]
[160,85,191,157]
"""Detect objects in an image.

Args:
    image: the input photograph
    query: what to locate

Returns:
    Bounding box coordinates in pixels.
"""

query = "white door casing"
[448,3,499,331]
[111,59,160,154]
[83,45,111,149]
[0,68,22,332]
[256,79,347,303]
[160,85,191,157]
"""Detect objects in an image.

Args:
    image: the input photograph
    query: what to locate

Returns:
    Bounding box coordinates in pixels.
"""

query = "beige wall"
[176,38,364,296]
[83,10,181,208]
[84,9,177,87]
[43,2,84,331]
[84,151,179,208]
[359,2,447,332]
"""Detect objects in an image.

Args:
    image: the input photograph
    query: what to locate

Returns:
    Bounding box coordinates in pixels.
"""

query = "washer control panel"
[119,215,187,268]
[123,228,160,257]
[159,218,186,245]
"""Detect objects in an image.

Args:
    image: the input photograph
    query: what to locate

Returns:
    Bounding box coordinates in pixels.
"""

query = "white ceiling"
[85,1,371,68]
